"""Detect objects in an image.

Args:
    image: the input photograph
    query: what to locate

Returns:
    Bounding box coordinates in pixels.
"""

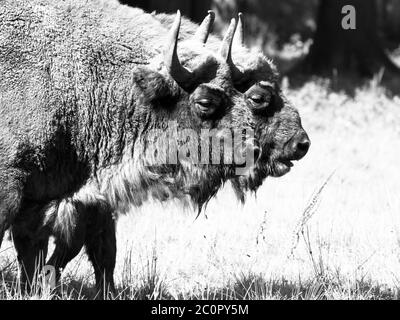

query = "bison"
[155,11,310,196]
[0,0,258,295]
[0,1,310,298]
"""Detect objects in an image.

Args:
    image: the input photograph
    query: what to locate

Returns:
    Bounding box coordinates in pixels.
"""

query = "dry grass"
[1,77,400,300]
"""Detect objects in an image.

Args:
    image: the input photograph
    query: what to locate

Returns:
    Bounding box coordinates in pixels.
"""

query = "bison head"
[155,12,310,196]
[100,12,258,211]
[152,11,310,204]
[229,14,310,195]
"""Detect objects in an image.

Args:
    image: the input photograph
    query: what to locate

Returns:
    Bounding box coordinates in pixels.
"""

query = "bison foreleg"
[46,211,87,284]
[46,200,116,299]
[84,205,116,299]
[12,232,49,292]
[11,209,50,293]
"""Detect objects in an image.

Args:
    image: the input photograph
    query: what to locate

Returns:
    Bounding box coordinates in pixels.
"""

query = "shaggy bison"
[0,1,310,297]
[0,0,257,295]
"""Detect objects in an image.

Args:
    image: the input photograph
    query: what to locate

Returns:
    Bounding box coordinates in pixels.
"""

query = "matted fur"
[0,0,258,293]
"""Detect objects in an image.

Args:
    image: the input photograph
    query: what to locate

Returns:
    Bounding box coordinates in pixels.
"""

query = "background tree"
[297,0,400,77]
[120,0,400,82]
[120,0,318,48]
[379,0,400,45]
[213,0,318,48]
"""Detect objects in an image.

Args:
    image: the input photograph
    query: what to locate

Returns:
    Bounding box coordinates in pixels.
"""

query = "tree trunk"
[298,0,400,77]
[382,0,400,44]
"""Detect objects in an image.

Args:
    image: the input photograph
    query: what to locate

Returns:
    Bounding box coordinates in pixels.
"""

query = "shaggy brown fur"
[1,2,311,297]
[0,0,257,295]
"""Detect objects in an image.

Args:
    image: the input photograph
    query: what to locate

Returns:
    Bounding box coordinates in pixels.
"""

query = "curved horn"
[164,10,194,90]
[233,12,245,47]
[219,18,237,61]
[193,10,215,44]
[219,18,244,82]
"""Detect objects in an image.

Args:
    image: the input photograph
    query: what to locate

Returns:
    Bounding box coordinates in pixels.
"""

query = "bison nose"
[289,131,310,160]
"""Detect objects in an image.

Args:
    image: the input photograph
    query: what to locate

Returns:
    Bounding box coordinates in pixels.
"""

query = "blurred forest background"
[121,0,400,85]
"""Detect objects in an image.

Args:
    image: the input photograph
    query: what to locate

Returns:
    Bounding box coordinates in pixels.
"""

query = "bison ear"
[133,67,179,108]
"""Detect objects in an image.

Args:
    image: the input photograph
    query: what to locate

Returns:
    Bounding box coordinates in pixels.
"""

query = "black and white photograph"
[0,0,399,306]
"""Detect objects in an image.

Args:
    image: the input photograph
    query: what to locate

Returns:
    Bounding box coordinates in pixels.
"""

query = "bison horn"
[219,18,236,61]
[233,12,245,47]
[164,10,194,91]
[193,10,215,44]
[219,18,244,82]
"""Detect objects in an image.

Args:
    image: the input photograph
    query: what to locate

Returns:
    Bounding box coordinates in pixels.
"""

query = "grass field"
[1,75,400,300]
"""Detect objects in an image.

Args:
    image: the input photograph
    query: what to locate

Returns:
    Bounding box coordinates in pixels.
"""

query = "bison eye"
[248,90,272,113]
[250,95,264,104]
[196,99,212,109]
[195,99,219,117]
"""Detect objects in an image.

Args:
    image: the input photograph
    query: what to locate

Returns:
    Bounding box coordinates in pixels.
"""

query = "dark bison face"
[232,87,310,193]
[231,38,310,193]
[243,76,310,178]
